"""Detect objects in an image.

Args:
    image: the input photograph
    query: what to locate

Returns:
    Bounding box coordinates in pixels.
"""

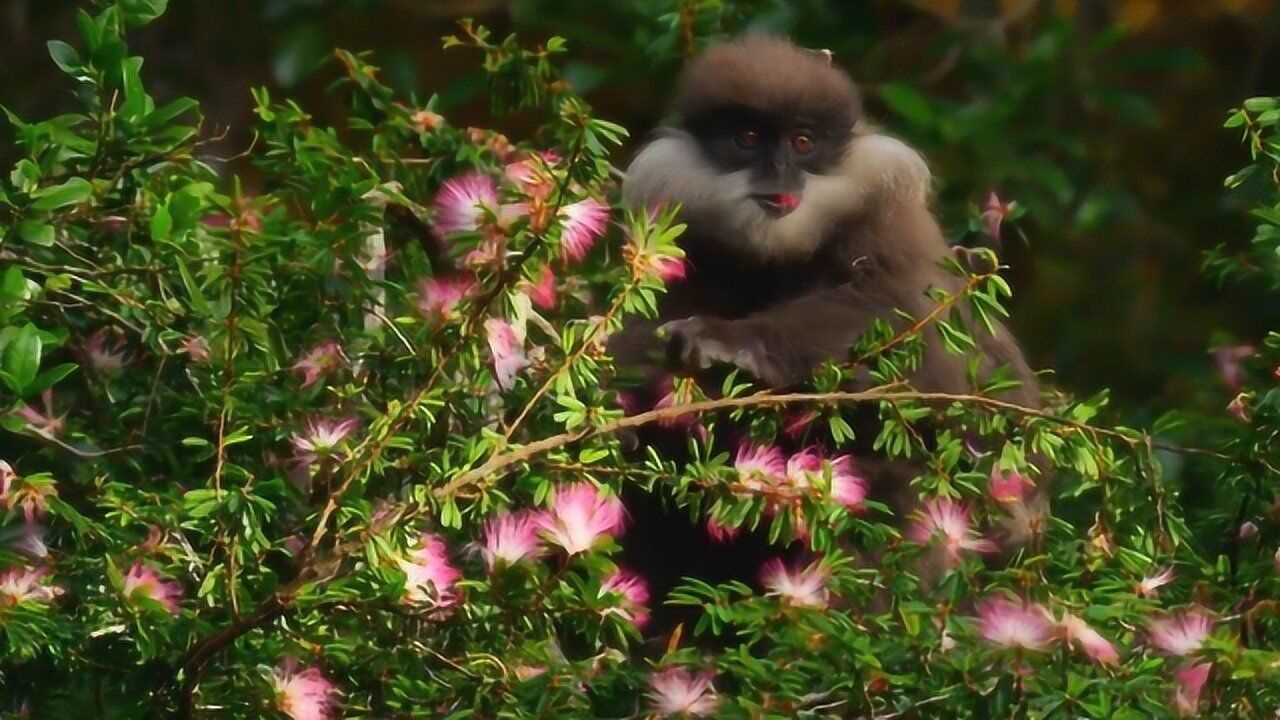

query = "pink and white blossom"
[523,265,557,310]
[648,667,720,718]
[1137,566,1175,598]
[647,254,688,283]
[760,558,830,608]
[0,566,61,605]
[0,464,54,522]
[734,443,786,491]
[480,510,544,570]
[1147,610,1214,657]
[908,498,997,566]
[12,522,48,559]
[85,328,128,373]
[183,335,211,362]
[433,171,498,237]
[599,569,650,628]
[292,340,342,388]
[989,466,1033,504]
[1214,344,1255,390]
[15,389,64,436]
[290,417,359,466]
[981,191,1013,242]
[122,561,183,614]
[705,517,742,544]
[400,533,461,607]
[1058,613,1119,665]
[558,198,610,263]
[536,483,625,555]
[1173,662,1211,716]
[270,658,338,720]
[418,275,476,321]
[485,318,529,391]
[505,150,560,199]
[973,596,1053,651]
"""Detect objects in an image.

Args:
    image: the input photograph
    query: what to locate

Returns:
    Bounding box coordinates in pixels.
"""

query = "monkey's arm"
[662,284,890,389]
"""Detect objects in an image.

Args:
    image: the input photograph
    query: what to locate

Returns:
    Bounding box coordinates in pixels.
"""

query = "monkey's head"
[675,36,860,217]
[624,36,930,263]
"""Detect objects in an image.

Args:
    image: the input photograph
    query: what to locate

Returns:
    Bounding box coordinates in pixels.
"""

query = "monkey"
[606,36,1044,638]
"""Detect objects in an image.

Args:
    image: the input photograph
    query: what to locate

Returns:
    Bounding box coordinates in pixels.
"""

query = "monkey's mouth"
[753,193,801,217]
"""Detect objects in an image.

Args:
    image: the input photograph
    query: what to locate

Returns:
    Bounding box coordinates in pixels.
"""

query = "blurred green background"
[4,0,1279,424]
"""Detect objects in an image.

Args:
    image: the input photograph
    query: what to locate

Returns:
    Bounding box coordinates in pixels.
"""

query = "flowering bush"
[1,2,1279,717]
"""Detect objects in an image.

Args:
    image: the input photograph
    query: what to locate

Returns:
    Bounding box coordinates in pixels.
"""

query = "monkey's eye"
[790,132,815,154]
[735,129,762,150]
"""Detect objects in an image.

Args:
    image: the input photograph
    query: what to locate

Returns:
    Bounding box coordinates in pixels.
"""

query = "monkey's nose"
[753,193,800,217]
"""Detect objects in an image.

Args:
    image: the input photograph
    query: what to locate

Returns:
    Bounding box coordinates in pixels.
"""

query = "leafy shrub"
[0,2,1278,718]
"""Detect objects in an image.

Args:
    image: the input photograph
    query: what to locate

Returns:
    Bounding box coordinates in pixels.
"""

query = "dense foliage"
[1,1,1279,717]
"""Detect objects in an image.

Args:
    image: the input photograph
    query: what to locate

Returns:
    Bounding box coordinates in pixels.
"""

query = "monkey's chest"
[665,244,845,319]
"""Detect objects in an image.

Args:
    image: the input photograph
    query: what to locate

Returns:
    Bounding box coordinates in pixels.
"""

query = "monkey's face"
[690,108,851,220]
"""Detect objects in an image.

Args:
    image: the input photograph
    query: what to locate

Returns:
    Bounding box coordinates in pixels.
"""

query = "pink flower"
[734,443,786,491]
[782,449,868,511]
[0,463,54,522]
[1238,521,1259,540]
[1227,393,1252,423]
[652,375,703,434]
[12,522,48,559]
[523,265,557,310]
[1137,566,1175,598]
[505,151,560,199]
[270,659,338,720]
[558,198,610,263]
[647,667,720,717]
[1214,344,1255,390]
[183,335,211,362]
[981,191,1013,242]
[292,340,342,388]
[1274,546,1280,574]
[122,561,183,614]
[782,410,819,440]
[480,510,543,569]
[485,318,529,391]
[1147,610,1213,657]
[760,557,830,608]
[705,517,742,544]
[418,275,476,321]
[908,498,998,566]
[537,483,625,555]
[85,328,128,373]
[1173,662,1211,716]
[433,171,498,236]
[399,533,461,607]
[1059,614,1119,665]
[973,596,1053,651]
[290,417,359,466]
[599,569,650,628]
[15,389,64,436]
[0,566,61,605]
[648,254,688,283]
[989,466,1033,504]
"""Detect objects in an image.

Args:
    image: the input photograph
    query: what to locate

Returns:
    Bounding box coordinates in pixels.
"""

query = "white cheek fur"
[622,128,931,263]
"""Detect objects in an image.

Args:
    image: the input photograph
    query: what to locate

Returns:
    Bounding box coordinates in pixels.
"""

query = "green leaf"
[120,56,150,120]
[175,257,208,314]
[30,177,93,210]
[877,82,935,130]
[119,0,168,26]
[150,205,172,241]
[26,363,77,396]
[47,40,82,74]
[17,221,54,247]
[2,323,43,392]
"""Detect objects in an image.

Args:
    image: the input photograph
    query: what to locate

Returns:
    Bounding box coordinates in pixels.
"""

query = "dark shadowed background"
[4,0,1279,425]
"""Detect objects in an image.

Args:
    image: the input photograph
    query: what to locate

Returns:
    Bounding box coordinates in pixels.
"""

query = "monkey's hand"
[658,316,788,388]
